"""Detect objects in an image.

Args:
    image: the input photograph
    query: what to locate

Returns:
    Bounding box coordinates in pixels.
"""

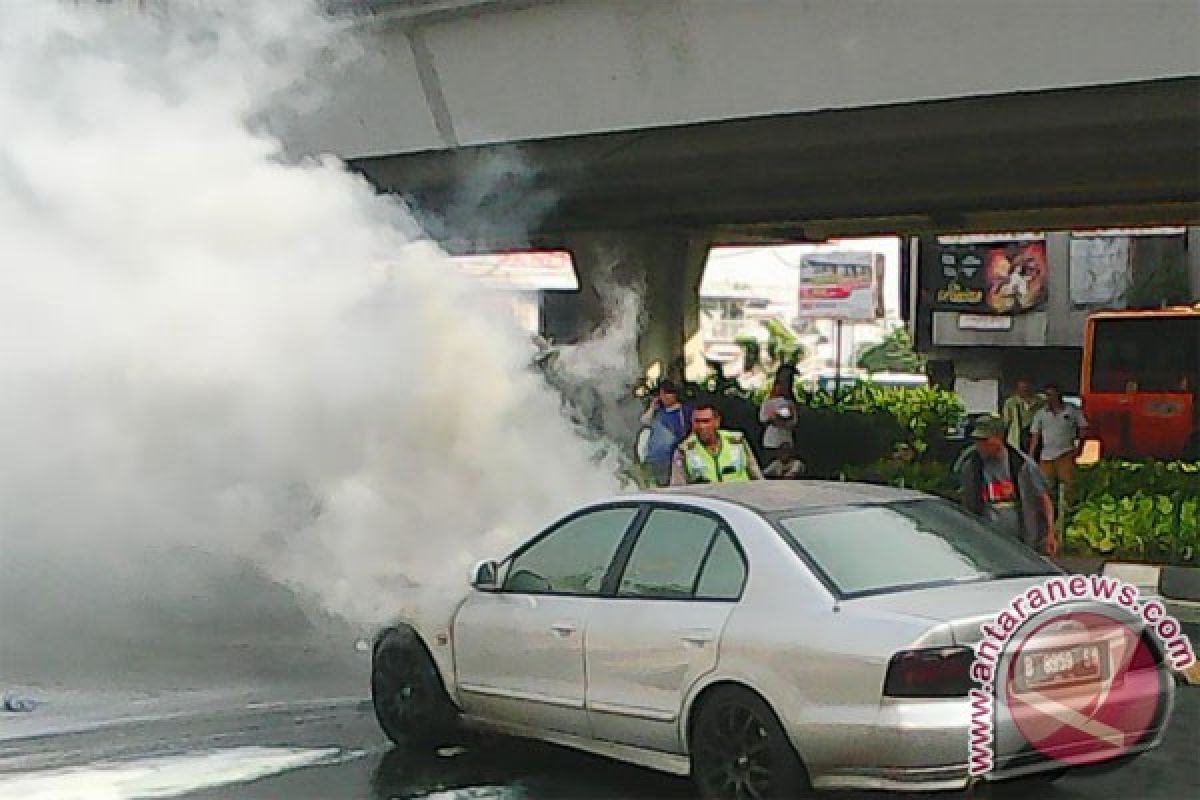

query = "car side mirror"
[470,559,499,590]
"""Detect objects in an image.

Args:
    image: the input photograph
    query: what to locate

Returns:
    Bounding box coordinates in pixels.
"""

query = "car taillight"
[883,646,973,697]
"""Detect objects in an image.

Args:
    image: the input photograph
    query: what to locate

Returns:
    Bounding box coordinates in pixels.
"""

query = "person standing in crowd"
[1000,377,1043,453]
[639,379,691,487]
[763,442,805,479]
[670,405,763,485]
[759,374,799,465]
[1029,383,1088,510]
[957,414,1056,555]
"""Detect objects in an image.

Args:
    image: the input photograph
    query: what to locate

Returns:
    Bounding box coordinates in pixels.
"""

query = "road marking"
[0,745,362,800]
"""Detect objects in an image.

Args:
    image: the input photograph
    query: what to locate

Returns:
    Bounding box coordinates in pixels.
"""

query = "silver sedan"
[370,481,1175,798]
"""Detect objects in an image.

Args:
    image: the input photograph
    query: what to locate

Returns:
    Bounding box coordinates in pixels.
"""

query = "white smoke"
[541,283,645,451]
[0,1,624,684]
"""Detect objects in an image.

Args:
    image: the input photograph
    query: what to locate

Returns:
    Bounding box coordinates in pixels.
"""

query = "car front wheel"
[371,627,458,749]
[690,686,810,800]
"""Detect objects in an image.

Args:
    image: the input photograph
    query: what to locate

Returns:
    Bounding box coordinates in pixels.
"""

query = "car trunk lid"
[841,575,1052,645]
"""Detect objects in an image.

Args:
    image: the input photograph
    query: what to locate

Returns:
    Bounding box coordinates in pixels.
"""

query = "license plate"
[1014,643,1108,693]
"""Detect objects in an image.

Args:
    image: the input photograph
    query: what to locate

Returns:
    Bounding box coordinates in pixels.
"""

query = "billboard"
[797,251,885,321]
[1070,236,1130,308]
[931,240,1048,314]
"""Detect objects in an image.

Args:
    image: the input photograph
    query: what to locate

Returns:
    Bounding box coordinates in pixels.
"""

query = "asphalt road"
[0,685,1195,800]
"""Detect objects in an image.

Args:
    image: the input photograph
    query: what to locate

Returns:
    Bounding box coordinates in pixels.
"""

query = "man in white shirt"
[1030,383,1088,510]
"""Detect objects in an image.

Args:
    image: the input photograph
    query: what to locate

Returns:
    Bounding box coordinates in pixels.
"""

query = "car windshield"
[775,499,1057,597]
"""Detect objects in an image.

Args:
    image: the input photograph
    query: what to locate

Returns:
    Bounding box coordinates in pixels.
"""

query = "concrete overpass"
[292,0,1200,373]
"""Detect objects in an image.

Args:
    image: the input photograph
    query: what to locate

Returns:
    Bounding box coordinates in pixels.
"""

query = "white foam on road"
[0,745,362,800]
[418,788,521,800]
[0,688,364,743]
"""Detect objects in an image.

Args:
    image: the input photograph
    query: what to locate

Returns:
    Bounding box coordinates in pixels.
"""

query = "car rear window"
[775,499,1056,597]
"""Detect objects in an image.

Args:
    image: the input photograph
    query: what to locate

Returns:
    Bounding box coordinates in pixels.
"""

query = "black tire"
[1183,432,1200,461]
[690,686,810,800]
[371,627,458,748]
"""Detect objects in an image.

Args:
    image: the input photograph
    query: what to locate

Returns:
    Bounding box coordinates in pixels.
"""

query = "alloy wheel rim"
[696,703,773,800]
[376,647,435,728]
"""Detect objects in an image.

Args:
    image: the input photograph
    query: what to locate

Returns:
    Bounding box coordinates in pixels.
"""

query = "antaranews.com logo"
[967,574,1194,775]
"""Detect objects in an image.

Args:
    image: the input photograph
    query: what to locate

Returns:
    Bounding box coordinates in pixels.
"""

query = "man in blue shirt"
[639,380,692,486]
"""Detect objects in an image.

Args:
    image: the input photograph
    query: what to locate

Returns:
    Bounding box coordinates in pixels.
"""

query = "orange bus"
[1081,305,1200,460]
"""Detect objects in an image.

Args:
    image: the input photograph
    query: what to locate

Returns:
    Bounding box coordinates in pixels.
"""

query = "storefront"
[909,227,1197,414]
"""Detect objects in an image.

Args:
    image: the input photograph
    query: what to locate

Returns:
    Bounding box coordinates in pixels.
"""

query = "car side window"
[618,508,723,599]
[503,507,637,595]
[695,530,746,600]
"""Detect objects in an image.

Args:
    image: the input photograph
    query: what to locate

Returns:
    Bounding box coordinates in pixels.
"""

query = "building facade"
[911,226,1199,412]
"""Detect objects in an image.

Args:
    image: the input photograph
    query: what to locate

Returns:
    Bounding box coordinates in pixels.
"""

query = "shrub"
[856,327,925,373]
[735,336,760,372]
[794,383,964,455]
[792,408,905,478]
[1065,492,1198,566]
[1065,459,1200,566]
[1075,460,1200,503]
[842,459,960,500]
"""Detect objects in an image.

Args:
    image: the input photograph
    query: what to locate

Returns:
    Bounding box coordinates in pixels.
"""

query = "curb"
[1053,559,1200,686]
[1184,662,1200,686]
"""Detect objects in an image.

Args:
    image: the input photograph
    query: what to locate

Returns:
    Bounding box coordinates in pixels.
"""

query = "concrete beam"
[1189,227,1200,300]
[310,0,1200,155]
[355,78,1200,240]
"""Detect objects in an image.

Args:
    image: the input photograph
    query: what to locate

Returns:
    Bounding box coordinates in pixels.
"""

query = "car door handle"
[681,629,716,646]
[550,622,577,637]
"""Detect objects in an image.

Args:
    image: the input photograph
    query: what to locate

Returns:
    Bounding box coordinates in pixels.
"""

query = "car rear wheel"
[371,627,458,748]
[690,686,810,800]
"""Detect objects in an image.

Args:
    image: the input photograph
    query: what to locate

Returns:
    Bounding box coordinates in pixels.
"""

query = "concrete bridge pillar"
[542,230,713,380]
[1188,226,1200,301]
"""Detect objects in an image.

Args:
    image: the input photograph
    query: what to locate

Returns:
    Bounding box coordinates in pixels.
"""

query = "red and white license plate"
[1014,643,1108,693]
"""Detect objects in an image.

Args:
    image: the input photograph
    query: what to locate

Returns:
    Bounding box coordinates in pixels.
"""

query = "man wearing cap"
[639,379,692,487]
[957,413,1057,555]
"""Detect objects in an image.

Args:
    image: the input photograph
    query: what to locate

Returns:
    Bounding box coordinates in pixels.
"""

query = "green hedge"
[842,459,961,501]
[1065,460,1200,566]
[794,383,964,456]
[845,456,1200,567]
[791,408,904,478]
[1075,460,1200,501]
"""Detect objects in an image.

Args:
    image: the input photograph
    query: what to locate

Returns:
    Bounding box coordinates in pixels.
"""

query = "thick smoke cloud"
[0,1,624,686]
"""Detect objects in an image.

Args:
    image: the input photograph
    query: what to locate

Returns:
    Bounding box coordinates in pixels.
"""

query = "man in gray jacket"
[957,414,1057,555]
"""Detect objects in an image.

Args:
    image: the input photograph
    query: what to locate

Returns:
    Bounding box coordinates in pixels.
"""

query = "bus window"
[1091,317,1199,393]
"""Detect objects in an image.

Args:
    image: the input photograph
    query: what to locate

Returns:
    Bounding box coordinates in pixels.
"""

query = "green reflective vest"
[680,430,751,483]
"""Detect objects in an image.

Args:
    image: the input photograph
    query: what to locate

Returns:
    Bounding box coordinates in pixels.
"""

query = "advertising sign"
[797,252,884,321]
[1070,236,1130,308]
[932,240,1048,314]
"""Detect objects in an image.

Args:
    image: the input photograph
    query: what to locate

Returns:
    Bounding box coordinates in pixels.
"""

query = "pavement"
[0,681,1195,799]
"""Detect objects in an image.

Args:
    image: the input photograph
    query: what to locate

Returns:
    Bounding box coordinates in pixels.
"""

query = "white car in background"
[370,482,1174,799]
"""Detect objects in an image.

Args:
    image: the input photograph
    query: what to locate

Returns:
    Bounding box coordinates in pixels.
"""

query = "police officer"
[670,404,764,485]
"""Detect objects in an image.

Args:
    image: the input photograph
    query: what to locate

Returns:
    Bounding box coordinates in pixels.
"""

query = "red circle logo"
[1003,609,1165,765]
